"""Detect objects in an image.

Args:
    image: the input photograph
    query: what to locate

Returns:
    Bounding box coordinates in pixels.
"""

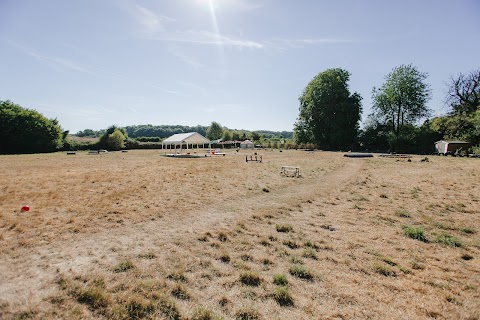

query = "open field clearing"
[0,150,479,319]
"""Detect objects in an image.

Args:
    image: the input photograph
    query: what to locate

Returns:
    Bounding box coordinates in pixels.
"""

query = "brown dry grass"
[0,150,479,319]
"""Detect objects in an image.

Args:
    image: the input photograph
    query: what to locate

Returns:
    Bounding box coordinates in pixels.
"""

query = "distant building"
[434,140,471,155]
[162,132,210,150]
[240,140,254,149]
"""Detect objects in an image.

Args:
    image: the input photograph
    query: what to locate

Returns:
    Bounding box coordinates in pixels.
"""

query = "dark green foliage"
[371,64,432,152]
[0,100,64,154]
[294,68,362,150]
[206,121,223,140]
[98,125,127,151]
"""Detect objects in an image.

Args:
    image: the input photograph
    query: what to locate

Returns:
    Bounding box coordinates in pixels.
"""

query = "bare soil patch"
[0,150,479,319]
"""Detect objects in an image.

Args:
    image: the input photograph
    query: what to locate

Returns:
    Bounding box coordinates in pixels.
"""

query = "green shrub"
[403,226,428,242]
[272,274,288,286]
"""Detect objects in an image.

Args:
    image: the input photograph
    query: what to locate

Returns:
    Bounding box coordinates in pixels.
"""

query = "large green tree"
[294,68,362,150]
[371,64,432,149]
[0,100,64,154]
[206,121,223,140]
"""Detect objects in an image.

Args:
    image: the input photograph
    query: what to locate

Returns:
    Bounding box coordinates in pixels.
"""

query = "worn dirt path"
[0,159,363,311]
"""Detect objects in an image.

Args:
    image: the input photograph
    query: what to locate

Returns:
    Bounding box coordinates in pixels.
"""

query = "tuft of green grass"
[125,295,155,319]
[235,306,261,320]
[290,256,304,264]
[436,234,463,247]
[276,224,293,233]
[289,264,313,280]
[76,286,111,310]
[137,252,156,259]
[460,227,476,234]
[113,260,135,273]
[191,307,224,320]
[272,274,288,286]
[372,263,396,277]
[271,286,294,306]
[157,297,181,320]
[403,226,428,242]
[302,248,318,260]
[240,271,262,286]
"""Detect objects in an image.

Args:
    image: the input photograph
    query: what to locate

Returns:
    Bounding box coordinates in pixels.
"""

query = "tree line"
[294,66,480,154]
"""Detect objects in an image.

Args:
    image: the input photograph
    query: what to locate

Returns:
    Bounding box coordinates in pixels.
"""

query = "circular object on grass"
[21,205,30,212]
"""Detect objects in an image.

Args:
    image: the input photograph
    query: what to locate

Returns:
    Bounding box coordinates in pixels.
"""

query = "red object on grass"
[21,205,30,212]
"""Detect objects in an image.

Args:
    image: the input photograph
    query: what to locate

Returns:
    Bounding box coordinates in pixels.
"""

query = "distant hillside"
[75,124,293,139]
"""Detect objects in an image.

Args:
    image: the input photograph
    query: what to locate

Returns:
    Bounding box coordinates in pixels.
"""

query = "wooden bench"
[246,155,262,163]
[281,166,300,177]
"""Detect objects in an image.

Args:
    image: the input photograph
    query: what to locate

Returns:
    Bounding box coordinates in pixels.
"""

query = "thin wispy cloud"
[269,37,361,49]
[129,4,175,34]
[148,30,264,49]
[11,41,95,74]
[169,47,204,69]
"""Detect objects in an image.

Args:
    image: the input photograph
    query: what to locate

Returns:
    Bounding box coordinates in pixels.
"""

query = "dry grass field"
[0,150,479,319]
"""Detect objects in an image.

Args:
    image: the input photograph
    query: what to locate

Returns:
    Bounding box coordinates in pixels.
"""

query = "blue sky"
[1,0,479,133]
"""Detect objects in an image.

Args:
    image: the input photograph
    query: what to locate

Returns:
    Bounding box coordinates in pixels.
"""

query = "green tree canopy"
[0,100,64,154]
[446,69,480,115]
[294,68,362,150]
[250,131,261,142]
[223,130,232,141]
[372,64,432,136]
[206,121,223,140]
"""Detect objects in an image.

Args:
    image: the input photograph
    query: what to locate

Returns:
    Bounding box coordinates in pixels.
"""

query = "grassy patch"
[283,240,300,249]
[289,264,313,280]
[302,247,318,260]
[235,306,261,320]
[240,271,262,286]
[395,209,411,218]
[276,224,293,233]
[271,286,294,306]
[171,284,190,300]
[124,295,155,319]
[192,307,223,320]
[403,226,428,242]
[166,272,188,283]
[113,260,135,273]
[272,274,288,286]
[157,297,181,320]
[373,263,397,277]
[436,234,463,247]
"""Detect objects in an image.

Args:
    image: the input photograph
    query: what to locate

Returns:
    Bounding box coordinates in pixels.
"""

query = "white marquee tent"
[240,140,254,149]
[162,132,210,150]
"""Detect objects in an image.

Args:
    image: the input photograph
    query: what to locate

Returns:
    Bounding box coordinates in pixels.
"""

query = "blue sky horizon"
[1,0,479,134]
